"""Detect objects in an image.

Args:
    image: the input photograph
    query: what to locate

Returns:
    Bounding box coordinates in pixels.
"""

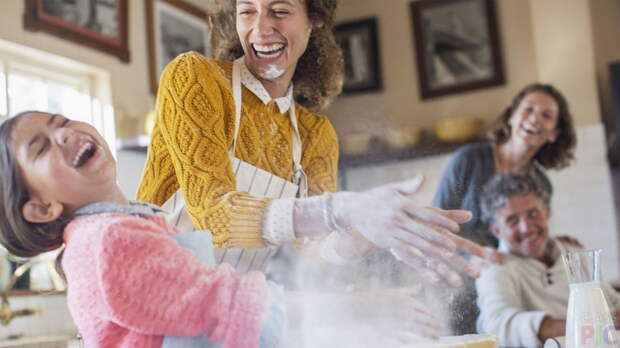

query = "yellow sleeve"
[136,52,272,248]
[298,108,339,196]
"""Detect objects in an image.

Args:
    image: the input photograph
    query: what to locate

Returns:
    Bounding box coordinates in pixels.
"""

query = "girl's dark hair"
[211,0,344,111]
[0,111,67,279]
[488,83,577,169]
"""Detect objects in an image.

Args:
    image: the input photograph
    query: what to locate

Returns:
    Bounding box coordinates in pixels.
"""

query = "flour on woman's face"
[259,64,285,80]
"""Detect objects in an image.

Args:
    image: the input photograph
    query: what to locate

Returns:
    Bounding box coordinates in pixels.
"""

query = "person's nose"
[518,218,531,234]
[527,110,542,125]
[53,127,73,146]
[254,11,275,37]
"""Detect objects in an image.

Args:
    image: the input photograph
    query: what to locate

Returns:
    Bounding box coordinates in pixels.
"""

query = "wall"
[590,0,620,135]
[327,0,603,137]
[0,0,209,136]
[529,0,600,125]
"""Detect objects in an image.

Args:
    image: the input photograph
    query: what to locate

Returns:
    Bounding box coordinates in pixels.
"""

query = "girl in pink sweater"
[0,110,449,347]
[0,111,276,348]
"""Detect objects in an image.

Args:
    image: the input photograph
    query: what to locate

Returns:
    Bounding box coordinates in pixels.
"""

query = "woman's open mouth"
[521,123,541,135]
[252,43,285,59]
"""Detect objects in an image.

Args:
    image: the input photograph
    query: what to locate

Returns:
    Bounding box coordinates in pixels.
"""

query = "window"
[0,39,116,149]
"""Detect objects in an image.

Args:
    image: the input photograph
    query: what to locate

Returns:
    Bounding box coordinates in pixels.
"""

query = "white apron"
[161,57,308,275]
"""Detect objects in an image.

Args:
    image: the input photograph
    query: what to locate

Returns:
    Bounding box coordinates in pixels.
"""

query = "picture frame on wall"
[146,0,211,93]
[334,17,382,94]
[23,0,130,62]
[410,0,504,99]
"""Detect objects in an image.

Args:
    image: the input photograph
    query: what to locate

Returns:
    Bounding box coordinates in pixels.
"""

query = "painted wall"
[327,0,605,138]
[529,0,600,125]
[590,0,620,135]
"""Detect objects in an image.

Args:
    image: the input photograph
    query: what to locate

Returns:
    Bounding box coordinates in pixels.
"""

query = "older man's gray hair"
[480,172,551,225]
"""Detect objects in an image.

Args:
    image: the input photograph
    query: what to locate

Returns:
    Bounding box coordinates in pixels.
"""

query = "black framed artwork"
[145,0,211,93]
[410,0,505,99]
[334,17,383,94]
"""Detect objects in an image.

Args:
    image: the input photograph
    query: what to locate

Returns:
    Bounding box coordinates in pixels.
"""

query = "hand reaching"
[332,175,503,286]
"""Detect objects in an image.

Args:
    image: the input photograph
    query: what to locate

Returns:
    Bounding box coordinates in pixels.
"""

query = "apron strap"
[230,57,308,197]
[230,58,244,158]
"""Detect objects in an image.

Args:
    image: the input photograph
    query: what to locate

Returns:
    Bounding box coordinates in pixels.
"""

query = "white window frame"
[0,38,116,150]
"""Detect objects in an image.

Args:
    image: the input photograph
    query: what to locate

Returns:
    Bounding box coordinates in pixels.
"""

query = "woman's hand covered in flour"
[331,175,503,286]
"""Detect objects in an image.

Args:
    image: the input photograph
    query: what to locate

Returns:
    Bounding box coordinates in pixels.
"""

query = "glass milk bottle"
[563,249,618,348]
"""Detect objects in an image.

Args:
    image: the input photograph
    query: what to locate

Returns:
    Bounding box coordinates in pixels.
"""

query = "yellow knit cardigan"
[137,52,339,248]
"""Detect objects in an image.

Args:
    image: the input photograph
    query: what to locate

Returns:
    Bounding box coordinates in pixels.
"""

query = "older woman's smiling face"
[236,0,313,83]
[508,91,560,149]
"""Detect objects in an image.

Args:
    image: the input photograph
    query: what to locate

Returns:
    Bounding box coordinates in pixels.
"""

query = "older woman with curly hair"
[138,0,499,295]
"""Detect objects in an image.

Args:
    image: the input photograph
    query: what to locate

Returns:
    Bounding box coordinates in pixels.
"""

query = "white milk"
[566,282,618,348]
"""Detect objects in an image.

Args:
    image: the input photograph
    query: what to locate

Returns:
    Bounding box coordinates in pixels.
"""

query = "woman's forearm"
[263,194,372,262]
[292,195,328,239]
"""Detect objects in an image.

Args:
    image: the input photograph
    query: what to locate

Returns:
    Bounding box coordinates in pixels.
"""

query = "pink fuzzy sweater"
[62,213,268,348]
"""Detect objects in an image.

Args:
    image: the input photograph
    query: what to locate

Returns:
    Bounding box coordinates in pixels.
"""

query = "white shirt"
[476,238,620,347]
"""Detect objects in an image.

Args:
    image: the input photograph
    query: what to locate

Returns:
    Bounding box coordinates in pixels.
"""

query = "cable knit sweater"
[136,52,339,249]
[62,213,267,348]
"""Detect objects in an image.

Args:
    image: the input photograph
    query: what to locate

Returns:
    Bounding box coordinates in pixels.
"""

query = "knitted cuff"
[262,198,297,247]
[223,194,273,248]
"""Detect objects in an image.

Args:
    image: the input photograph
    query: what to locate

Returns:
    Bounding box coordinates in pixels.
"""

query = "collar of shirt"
[72,200,165,219]
[64,201,166,245]
[239,59,294,114]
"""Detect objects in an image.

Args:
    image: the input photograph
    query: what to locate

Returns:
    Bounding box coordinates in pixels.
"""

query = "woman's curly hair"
[488,83,577,170]
[210,0,344,111]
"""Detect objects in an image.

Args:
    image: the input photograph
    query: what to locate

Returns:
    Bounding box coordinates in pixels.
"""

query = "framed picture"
[146,0,211,93]
[23,0,130,62]
[410,0,504,99]
[334,17,382,94]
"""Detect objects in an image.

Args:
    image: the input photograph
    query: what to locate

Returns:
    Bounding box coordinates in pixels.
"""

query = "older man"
[475,173,620,347]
